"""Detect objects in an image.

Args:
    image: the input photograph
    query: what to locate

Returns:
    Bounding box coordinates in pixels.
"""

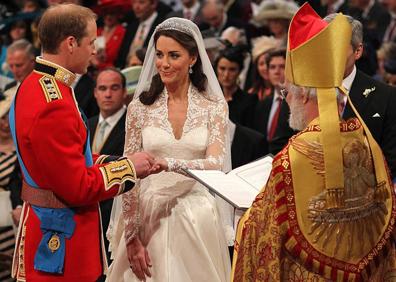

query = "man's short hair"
[7,39,36,59]
[96,67,126,89]
[38,3,97,54]
[324,13,363,51]
[266,48,286,67]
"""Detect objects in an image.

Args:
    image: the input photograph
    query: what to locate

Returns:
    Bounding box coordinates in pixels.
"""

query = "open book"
[185,155,273,209]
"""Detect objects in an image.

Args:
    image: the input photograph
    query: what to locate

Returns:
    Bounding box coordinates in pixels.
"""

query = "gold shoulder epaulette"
[39,76,63,103]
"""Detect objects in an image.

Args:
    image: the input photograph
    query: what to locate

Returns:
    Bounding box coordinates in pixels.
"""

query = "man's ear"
[354,43,363,61]
[66,36,77,53]
[301,88,310,104]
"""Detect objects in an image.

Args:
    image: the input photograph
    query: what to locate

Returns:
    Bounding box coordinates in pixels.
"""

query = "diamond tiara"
[155,20,194,37]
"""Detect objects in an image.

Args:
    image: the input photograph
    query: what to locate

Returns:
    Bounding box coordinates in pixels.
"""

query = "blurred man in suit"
[166,0,204,25]
[4,39,35,95]
[115,0,166,68]
[88,68,127,281]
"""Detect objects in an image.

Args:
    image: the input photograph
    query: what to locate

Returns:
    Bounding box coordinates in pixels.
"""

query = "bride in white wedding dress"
[106,18,231,282]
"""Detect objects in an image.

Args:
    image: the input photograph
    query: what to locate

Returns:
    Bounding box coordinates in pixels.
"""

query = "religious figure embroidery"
[292,138,389,258]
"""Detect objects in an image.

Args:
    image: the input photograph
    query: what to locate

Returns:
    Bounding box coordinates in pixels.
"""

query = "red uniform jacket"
[12,57,136,281]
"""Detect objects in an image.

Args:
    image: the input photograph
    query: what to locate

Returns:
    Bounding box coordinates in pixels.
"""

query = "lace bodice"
[122,85,229,244]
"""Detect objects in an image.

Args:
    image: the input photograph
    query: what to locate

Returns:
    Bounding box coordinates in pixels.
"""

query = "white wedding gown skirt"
[107,89,232,282]
[106,172,231,282]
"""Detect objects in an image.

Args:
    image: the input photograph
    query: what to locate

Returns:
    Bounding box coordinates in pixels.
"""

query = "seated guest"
[92,0,128,70]
[4,39,35,95]
[248,35,281,100]
[166,0,205,25]
[252,48,296,154]
[88,68,127,282]
[115,0,167,69]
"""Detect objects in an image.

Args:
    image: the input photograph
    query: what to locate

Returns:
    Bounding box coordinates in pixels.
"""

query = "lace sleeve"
[122,100,143,244]
[166,99,229,174]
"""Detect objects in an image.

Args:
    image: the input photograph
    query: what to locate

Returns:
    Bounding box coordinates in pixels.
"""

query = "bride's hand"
[127,237,152,281]
[152,158,168,172]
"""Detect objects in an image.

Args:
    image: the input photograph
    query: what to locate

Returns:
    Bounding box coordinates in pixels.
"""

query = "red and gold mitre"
[282,3,395,280]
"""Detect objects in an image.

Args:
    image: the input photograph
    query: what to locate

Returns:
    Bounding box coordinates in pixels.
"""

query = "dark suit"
[343,70,396,178]
[227,88,257,128]
[269,101,297,155]
[349,2,390,49]
[115,14,166,69]
[231,124,268,169]
[252,94,273,138]
[74,74,98,118]
[252,93,296,155]
[88,111,126,277]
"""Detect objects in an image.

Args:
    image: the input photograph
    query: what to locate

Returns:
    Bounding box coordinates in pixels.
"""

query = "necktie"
[129,24,146,57]
[268,97,282,141]
[94,120,108,153]
[384,19,396,42]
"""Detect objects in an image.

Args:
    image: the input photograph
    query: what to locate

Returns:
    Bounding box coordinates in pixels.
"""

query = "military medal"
[48,234,60,252]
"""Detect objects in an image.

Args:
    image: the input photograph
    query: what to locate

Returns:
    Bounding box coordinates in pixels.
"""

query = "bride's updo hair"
[139,29,207,105]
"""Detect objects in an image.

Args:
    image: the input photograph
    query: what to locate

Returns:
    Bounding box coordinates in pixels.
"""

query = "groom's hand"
[127,152,155,179]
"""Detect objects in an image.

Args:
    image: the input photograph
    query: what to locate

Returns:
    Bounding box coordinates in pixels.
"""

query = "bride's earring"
[189,65,193,74]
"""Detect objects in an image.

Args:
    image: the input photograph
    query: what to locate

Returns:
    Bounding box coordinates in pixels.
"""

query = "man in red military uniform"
[10,4,160,281]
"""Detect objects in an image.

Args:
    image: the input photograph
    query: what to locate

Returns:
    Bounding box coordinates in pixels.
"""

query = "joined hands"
[127,152,168,179]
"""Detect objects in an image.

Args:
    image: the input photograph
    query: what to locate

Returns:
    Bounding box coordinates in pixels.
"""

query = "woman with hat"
[252,0,298,45]
[92,0,129,70]
[0,93,22,281]
[248,36,281,101]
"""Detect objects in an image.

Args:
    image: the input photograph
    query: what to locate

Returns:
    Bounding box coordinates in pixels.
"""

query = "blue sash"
[9,97,93,274]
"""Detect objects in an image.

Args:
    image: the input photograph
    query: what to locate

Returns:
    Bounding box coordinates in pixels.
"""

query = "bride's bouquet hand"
[127,237,152,281]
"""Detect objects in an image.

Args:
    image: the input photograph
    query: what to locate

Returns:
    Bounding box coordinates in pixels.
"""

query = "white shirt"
[362,0,375,18]
[97,106,126,142]
[341,64,357,115]
[328,0,345,13]
[71,74,82,89]
[133,11,158,46]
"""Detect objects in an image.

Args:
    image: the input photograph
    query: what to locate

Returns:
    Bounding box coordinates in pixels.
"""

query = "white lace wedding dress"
[106,85,231,282]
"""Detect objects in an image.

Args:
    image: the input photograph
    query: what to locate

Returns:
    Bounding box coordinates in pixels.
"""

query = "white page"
[187,170,261,209]
[228,156,273,191]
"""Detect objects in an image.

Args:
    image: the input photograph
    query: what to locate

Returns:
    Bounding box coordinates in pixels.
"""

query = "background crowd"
[0,0,396,281]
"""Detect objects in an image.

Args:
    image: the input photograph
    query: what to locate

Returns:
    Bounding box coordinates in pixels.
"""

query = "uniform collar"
[34,57,76,87]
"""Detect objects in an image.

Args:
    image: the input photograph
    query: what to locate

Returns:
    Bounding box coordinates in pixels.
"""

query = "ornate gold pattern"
[232,118,396,281]
[39,76,62,103]
[292,138,390,260]
[95,155,109,165]
[36,57,76,86]
[48,234,61,252]
[99,158,136,193]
